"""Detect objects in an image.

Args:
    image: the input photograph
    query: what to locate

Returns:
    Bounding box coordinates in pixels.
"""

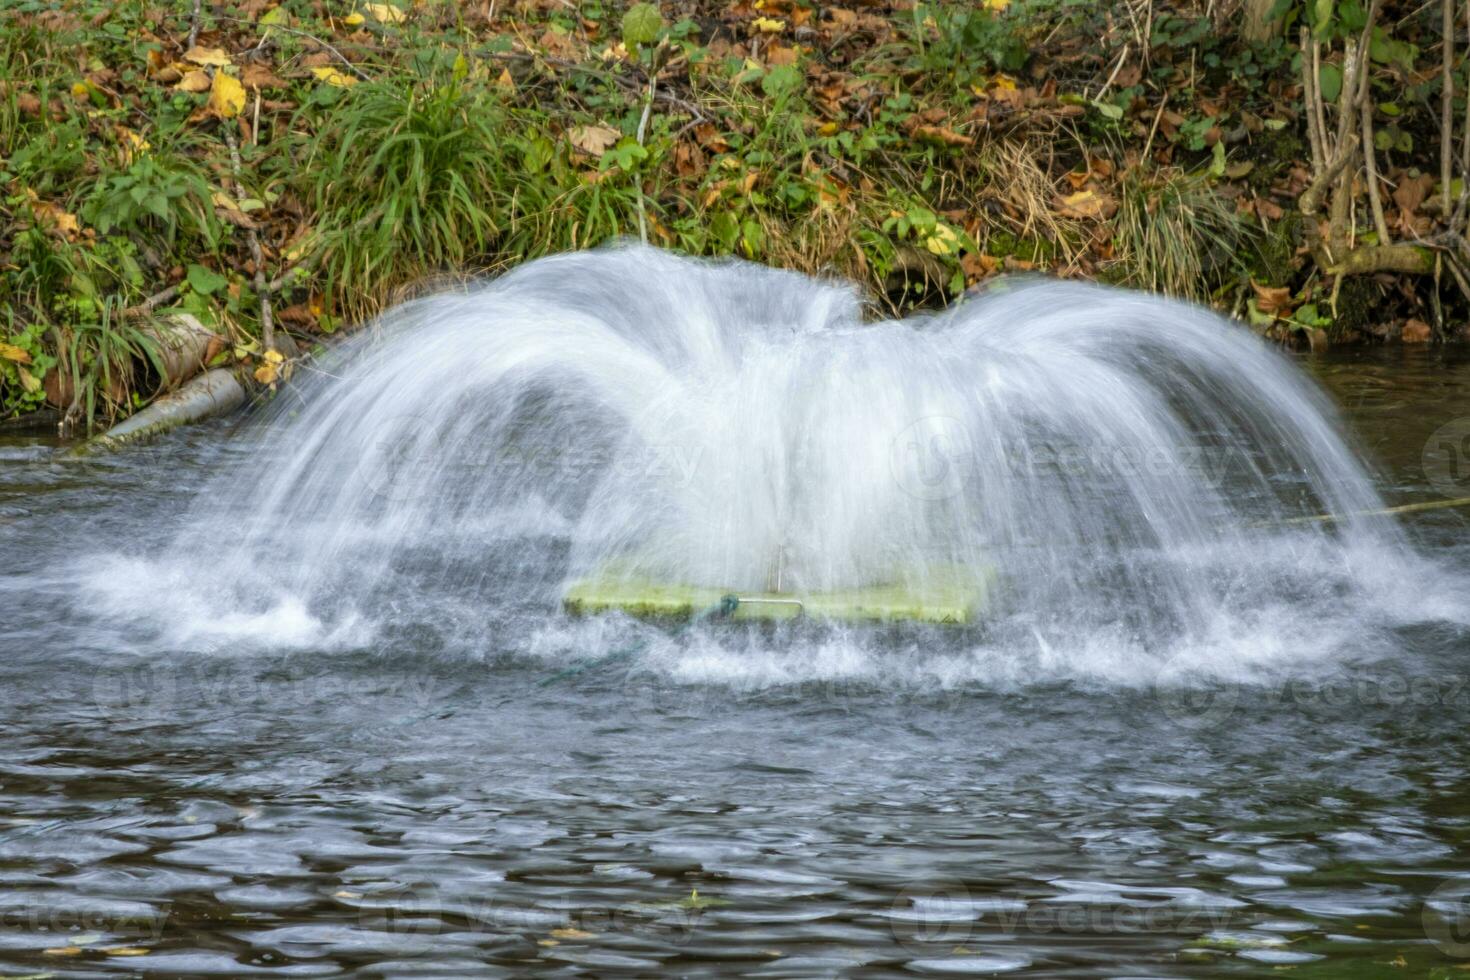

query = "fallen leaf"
[1252,281,1293,315]
[241,64,288,89]
[254,360,280,385]
[364,2,406,23]
[752,16,785,32]
[343,11,366,26]
[550,928,596,940]
[1402,318,1432,342]
[0,342,32,364]
[17,366,41,394]
[175,70,212,93]
[184,46,232,67]
[103,947,151,956]
[568,124,620,155]
[1056,188,1115,220]
[27,195,80,239]
[1393,172,1434,214]
[310,65,358,87]
[208,71,246,119]
[912,124,972,147]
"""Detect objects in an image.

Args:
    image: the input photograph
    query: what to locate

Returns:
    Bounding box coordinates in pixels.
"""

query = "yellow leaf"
[343,11,365,26]
[991,73,1018,91]
[44,948,83,957]
[17,366,40,394]
[752,16,785,32]
[209,72,246,119]
[117,125,150,163]
[364,2,405,23]
[70,81,91,99]
[175,71,212,93]
[924,223,960,256]
[0,342,32,364]
[184,46,232,67]
[496,67,515,90]
[254,360,279,385]
[550,928,596,940]
[311,65,358,87]
[103,947,151,956]
[984,0,1009,8]
[263,348,285,364]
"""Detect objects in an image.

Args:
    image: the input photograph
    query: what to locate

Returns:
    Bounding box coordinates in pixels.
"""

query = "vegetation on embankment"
[5,0,1470,432]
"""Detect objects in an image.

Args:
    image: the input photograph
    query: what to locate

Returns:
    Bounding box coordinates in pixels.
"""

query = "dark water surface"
[2,348,1470,977]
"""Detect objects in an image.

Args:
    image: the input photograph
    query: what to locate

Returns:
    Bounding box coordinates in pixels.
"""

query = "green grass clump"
[297,75,511,321]
[1111,165,1254,302]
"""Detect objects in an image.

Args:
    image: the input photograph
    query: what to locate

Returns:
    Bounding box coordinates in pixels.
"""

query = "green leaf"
[710,211,739,252]
[761,64,802,98]
[1318,62,1342,103]
[259,5,287,26]
[740,218,764,258]
[621,3,663,47]
[1209,140,1226,177]
[1091,99,1123,120]
[1377,101,1400,117]
[1312,0,1333,37]
[186,263,227,296]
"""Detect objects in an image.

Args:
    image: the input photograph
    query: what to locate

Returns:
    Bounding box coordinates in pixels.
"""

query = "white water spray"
[101,245,1443,682]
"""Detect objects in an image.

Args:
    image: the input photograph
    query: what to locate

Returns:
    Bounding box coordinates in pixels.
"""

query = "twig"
[224,126,274,353]
[1300,27,1325,173]
[1444,0,1456,214]
[1093,43,1130,101]
[186,0,204,50]
[1268,494,1470,526]
[213,15,372,80]
[635,68,657,244]
[1361,97,1391,243]
[123,284,181,317]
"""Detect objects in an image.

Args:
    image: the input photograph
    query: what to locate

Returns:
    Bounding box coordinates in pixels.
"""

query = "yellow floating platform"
[562,566,994,625]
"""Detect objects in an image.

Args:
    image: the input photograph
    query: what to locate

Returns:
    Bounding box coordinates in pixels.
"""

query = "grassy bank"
[4,0,1470,431]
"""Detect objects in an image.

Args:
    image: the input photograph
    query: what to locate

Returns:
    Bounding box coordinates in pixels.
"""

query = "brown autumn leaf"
[1393,172,1435,214]
[1402,318,1432,343]
[912,124,972,147]
[765,44,799,66]
[961,252,999,279]
[216,207,261,229]
[183,45,232,67]
[693,122,730,152]
[241,63,288,89]
[1055,188,1116,220]
[1256,196,1285,221]
[568,124,619,155]
[175,71,211,93]
[1252,281,1293,314]
[673,141,706,177]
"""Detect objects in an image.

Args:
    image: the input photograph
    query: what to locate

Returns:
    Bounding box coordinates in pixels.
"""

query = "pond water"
[2,346,1469,978]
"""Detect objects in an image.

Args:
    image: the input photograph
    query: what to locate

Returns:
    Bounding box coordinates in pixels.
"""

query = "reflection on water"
[0,346,1468,976]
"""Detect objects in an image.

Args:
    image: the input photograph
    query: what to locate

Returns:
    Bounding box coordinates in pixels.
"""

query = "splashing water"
[90,245,1456,684]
